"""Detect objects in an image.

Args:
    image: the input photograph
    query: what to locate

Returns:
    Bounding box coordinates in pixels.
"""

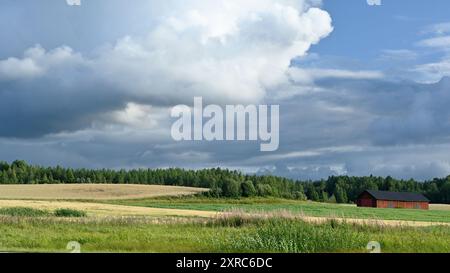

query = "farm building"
[356,190,430,210]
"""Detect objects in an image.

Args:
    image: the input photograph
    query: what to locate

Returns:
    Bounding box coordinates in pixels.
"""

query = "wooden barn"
[356,190,430,210]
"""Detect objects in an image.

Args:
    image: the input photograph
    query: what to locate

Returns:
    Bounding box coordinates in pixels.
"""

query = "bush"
[0,207,50,217]
[257,184,273,197]
[293,191,307,201]
[241,181,257,197]
[221,178,241,198]
[54,209,87,218]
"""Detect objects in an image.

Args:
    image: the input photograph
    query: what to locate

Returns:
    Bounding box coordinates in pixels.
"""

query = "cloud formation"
[2,1,450,181]
[0,0,332,138]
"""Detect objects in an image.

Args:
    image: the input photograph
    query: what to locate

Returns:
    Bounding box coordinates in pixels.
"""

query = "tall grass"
[0,207,50,217]
[0,210,448,253]
[207,211,368,253]
[0,207,87,218]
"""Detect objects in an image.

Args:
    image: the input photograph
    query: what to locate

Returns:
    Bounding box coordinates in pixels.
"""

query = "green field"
[104,197,450,223]
[1,193,450,253]
[0,215,449,253]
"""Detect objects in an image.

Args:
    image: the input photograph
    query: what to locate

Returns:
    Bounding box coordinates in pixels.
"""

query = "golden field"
[0,199,216,218]
[0,184,208,200]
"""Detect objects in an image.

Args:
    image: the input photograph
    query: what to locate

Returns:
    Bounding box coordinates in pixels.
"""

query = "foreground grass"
[0,216,449,253]
[104,197,450,223]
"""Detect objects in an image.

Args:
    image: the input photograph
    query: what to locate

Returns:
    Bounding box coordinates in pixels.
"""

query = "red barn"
[356,190,430,210]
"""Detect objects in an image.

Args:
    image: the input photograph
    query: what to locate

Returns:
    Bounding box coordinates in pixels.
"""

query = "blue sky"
[1,0,450,181]
[316,0,450,60]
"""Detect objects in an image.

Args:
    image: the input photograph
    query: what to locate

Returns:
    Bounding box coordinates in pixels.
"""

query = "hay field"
[0,200,216,218]
[0,184,208,200]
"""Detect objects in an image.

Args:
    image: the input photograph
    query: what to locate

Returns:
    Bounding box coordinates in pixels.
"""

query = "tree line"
[1,160,449,204]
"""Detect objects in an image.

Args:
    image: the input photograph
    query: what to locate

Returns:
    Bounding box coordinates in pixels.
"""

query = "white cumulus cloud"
[1,0,333,106]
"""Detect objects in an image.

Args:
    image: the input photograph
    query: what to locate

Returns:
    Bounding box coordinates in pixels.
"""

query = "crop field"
[0,184,449,253]
[0,200,217,218]
[0,184,208,200]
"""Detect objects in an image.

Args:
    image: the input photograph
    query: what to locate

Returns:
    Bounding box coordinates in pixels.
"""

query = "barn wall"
[358,198,376,207]
[356,192,376,208]
[376,200,429,210]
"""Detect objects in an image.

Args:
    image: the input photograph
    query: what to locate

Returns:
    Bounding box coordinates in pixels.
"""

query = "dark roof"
[360,190,430,202]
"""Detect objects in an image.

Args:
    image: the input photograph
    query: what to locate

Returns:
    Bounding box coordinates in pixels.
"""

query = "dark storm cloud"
[0,66,127,138]
[304,76,450,146]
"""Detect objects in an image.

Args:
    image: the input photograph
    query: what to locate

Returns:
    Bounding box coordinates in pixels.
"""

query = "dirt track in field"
[0,184,208,200]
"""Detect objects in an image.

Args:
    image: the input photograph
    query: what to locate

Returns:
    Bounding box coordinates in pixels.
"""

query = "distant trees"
[222,178,241,198]
[256,184,273,197]
[441,180,450,203]
[241,181,257,197]
[334,184,348,204]
[0,160,450,203]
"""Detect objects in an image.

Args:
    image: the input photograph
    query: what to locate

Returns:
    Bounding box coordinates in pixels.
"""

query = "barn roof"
[362,190,430,202]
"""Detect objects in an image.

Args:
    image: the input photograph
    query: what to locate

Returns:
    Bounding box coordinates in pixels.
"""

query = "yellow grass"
[0,184,208,200]
[429,204,450,211]
[0,200,217,218]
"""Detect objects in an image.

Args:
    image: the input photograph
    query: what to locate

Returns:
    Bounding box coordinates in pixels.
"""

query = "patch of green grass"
[103,197,450,223]
[0,217,229,253]
[0,216,448,253]
[0,207,50,217]
[54,209,87,218]
[0,207,88,218]
[208,217,368,253]
[206,215,450,253]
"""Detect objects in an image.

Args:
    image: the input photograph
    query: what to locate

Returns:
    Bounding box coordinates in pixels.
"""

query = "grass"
[0,215,448,253]
[212,216,450,253]
[54,209,87,218]
[0,207,87,218]
[104,197,450,223]
[1,190,449,253]
[0,200,217,218]
[0,207,50,217]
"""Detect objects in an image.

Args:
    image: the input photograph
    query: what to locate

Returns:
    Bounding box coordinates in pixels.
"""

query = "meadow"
[0,184,449,253]
[104,196,450,223]
[0,214,449,253]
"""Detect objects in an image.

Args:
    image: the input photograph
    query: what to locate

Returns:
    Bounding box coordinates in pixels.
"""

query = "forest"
[1,160,449,204]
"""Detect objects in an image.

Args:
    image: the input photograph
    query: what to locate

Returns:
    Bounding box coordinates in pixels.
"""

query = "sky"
[1,0,450,181]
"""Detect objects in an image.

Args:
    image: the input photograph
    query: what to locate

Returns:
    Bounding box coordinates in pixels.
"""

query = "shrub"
[241,181,257,197]
[293,191,307,201]
[221,178,241,198]
[54,209,87,218]
[0,207,50,217]
[257,184,273,197]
